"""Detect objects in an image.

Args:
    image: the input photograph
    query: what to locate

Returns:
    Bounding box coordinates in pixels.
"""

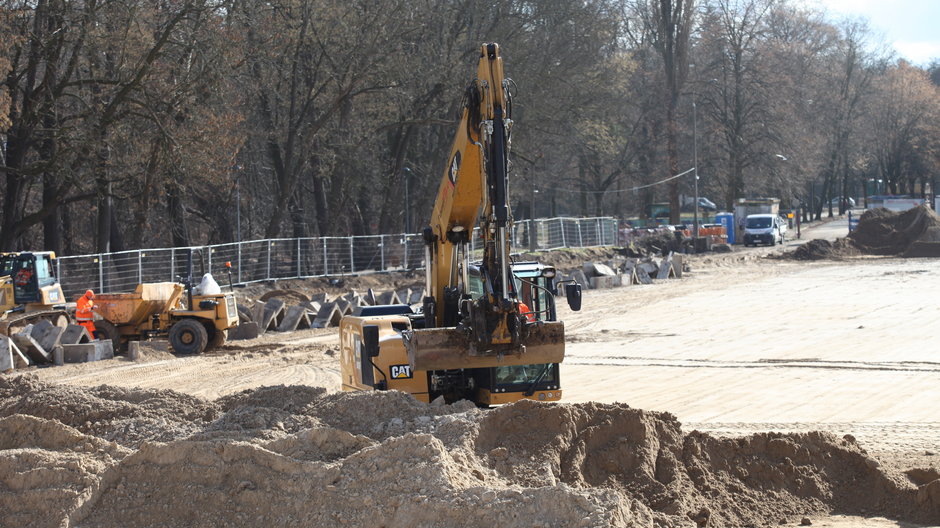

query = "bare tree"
[870,61,940,195]
[638,0,696,224]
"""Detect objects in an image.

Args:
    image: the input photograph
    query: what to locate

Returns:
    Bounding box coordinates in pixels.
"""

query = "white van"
[743,214,786,246]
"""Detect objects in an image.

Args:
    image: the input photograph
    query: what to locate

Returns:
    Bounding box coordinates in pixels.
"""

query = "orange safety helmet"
[84,289,95,300]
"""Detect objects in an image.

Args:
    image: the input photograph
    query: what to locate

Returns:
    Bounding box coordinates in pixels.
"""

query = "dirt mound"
[789,238,858,260]
[0,375,219,447]
[784,206,940,260]
[1,377,937,528]
[847,206,940,255]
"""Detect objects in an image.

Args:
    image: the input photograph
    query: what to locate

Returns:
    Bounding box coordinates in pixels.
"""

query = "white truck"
[743,213,787,246]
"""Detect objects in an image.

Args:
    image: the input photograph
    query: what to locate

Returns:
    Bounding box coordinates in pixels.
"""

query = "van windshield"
[746,217,772,229]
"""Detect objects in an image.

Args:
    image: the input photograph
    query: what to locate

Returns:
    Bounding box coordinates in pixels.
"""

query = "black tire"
[95,320,126,354]
[169,318,208,355]
[208,328,228,349]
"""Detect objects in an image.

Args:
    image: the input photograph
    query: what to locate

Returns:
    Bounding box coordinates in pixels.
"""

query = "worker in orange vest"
[76,289,96,337]
[517,301,536,323]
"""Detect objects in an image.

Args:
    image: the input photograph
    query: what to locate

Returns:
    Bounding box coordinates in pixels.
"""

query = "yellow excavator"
[339,43,581,405]
[0,252,71,335]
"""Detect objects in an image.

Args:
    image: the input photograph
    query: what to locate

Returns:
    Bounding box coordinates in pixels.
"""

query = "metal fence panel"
[56,216,618,295]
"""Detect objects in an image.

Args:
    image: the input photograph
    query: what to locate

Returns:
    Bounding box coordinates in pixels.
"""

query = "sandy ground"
[22,212,940,527]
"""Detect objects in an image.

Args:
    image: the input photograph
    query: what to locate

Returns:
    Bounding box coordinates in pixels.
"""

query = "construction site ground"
[7,213,940,527]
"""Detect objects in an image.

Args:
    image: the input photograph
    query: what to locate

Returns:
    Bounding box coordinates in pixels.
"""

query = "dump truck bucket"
[404,321,565,371]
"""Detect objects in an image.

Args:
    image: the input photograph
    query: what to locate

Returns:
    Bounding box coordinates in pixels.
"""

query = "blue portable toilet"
[715,212,735,244]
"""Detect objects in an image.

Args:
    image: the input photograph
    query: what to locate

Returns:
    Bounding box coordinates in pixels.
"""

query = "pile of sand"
[790,206,940,260]
[1,376,938,527]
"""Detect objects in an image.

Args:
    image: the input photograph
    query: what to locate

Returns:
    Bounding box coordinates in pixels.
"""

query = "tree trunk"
[166,180,191,247]
[42,177,62,254]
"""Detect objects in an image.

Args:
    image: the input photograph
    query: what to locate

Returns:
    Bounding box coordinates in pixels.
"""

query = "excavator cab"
[467,262,563,404]
[1,252,65,308]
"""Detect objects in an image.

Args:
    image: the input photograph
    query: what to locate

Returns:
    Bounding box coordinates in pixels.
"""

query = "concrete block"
[672,253,684,279]
[656,256,676,280]
[624,267,638,285]
[128,339,171,359]
[261,298,286,331]
[309,292,328,304]
[127,341,140,361]
[277,305,311,332]
[635,265,653,285]
[396,289,411,305]
[335,298,355,316]
[570,269,590,289]
[12,327,51,364]
[301,300,322,314]
[97,339,114,360]
[312,302,341,328]
[231,321,261,340]
[30,318,54,336]
[34,323,65,355]
[343,290,361,302]
[583,262,617,277]
[374,291,399,305]
[250,302,266,328]
[1,337,31,371]
[61,340,113,363]
[60,324,91,345]
[638,261,659,277]
[409,290,424,305]
[52,345,64,366]
[589,275,620,289]
[0,335,13,371]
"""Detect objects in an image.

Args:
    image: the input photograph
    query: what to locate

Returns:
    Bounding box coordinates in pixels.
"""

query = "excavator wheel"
[169,318,208,355]
[95,320,125,354]
[208,328,228,349]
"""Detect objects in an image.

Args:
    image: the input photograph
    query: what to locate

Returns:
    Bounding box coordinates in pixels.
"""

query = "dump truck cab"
[339,261,564,405]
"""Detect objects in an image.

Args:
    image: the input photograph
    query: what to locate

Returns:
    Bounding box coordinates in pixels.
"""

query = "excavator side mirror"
[565,283,582,311]
[362,325,380,357]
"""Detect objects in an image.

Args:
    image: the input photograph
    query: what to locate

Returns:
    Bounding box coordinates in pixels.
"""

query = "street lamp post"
[692,95,699,238]
[403,167,411,234]
[529,189,539,251]
[235,165,242,243]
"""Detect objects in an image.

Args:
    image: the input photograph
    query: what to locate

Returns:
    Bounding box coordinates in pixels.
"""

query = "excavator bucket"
[404,321,565,371]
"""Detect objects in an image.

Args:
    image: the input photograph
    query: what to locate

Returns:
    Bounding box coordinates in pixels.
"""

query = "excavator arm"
[404,43,566,371]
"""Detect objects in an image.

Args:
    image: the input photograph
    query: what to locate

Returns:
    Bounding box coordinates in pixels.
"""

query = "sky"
[810,0,940,66]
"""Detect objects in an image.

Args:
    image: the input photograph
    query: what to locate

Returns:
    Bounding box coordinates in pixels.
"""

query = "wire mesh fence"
[55,217,617,300]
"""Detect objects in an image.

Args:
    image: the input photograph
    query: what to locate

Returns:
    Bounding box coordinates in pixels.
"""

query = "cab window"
[494,364,558,386]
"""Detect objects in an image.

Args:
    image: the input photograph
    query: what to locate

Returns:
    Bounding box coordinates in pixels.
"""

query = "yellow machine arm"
[406,43,565,371]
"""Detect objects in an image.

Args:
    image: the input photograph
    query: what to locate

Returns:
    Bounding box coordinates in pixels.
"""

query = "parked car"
[681,197,718,212]
[743,214,787,246]
[829,196,856,208]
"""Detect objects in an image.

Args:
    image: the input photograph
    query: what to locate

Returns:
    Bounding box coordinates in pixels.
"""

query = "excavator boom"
[405,43,568,371]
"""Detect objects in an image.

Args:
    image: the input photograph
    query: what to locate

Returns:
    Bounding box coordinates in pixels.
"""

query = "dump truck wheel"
[208,328,227,349]
[95,320,125,354]
[169,319,208,355]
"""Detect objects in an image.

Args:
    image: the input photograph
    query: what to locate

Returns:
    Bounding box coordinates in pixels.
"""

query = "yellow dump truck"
[94,282,238,354]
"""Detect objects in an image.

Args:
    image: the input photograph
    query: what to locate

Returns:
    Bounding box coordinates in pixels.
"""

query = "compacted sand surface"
[3,215,939,527]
